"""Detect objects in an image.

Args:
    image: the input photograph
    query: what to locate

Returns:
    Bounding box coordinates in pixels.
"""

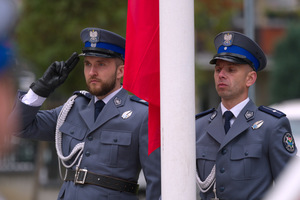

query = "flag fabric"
[124,0,160,155]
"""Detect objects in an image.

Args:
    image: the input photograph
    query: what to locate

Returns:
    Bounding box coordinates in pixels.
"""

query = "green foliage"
[16,0,127,100]
[270,23,300,103]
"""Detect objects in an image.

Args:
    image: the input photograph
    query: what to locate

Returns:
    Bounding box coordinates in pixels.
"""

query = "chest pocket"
[196,145,218,181]
[59,121,86,155]
[230,144,262,180]
[100,131,132,167]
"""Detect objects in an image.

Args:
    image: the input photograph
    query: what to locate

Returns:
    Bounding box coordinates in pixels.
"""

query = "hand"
[30,52,79,97]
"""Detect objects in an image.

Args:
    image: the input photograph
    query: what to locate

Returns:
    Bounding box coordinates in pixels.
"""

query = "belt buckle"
[74,168,88,184]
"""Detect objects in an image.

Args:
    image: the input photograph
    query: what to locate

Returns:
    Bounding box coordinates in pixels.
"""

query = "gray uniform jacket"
[12,88,161,200]
[196,100,297,200]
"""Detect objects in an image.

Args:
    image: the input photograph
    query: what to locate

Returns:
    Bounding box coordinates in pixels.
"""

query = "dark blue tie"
[94,100,105,121]
[224,111,234,134]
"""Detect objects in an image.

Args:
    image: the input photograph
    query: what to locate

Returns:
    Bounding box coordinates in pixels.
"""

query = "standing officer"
[196,31,297,200]
[10,27,161,200]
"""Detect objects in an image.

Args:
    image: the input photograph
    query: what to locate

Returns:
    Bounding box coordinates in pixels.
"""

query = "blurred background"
[1,0,300,199]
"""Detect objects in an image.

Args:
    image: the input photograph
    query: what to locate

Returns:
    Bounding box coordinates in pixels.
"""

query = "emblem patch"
[252,120,264,130]
[223,33,233,46]
[282,132,295,153]
[122,110,132,119]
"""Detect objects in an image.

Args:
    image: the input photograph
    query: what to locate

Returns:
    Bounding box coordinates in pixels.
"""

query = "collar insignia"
[210,111,217,120]
[122,110,133,119]
[245,110,254,120]
[252,120,264,130]
[114,97,122,106]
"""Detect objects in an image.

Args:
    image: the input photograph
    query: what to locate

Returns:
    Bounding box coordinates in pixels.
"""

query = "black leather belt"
[64,168,139,194]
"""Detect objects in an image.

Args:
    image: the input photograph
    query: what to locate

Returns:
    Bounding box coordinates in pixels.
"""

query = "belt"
[64,168,139,194]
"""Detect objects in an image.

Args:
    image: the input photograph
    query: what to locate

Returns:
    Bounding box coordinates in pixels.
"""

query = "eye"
[84,61,91,67]
[215,67,221,73]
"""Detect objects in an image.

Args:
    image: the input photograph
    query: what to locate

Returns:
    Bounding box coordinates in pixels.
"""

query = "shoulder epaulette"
[258,105,286,118]
[130,96,148,106]
[196,108,215,119]
[73,90,92,99]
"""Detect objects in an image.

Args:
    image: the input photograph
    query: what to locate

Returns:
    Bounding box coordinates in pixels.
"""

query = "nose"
[218,68,226,78]
[88,65,97,76]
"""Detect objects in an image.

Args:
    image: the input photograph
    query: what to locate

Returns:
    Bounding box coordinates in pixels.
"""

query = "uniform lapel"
[79,100,95,130]
[92,89,127,132]
[79,89,128,132]
[206,106,224,144]
[219,100,257,150]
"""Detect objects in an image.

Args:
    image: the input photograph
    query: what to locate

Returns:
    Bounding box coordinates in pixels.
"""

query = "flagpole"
[160,0,196,199]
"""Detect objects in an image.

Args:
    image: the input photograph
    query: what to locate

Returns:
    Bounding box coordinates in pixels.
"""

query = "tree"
[270,23,300,103]
[16,0,127,102]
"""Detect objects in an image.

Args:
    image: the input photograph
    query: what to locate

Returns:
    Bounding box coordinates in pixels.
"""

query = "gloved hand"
[30,52,79,97]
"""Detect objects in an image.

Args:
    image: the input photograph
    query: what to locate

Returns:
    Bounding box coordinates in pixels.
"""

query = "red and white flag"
[124,0,160,155]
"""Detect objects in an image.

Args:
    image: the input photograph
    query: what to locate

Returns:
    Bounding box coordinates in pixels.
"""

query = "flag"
[124,0,160,155]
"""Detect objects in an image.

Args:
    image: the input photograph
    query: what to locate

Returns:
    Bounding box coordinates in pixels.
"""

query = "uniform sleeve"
[139,110,161,200]
[268,116,298,180]
[10,91,62,141]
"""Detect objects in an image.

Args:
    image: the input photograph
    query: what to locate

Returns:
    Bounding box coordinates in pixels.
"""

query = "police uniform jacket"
[196,100,297,200]
[12,88,161,200]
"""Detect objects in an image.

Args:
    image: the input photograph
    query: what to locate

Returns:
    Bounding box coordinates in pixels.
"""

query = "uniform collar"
[221,97,250,118]
[94,86,123,104]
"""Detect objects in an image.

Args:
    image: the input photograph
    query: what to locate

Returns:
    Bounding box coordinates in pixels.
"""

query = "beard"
[86,75,117,97]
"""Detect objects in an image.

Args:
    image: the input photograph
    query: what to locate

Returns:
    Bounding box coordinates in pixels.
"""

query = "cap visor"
[79,52,114,58]
[210,54,250,65]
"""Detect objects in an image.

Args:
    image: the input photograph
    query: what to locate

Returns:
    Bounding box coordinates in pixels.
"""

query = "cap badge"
[282,132,295,153]
[252,120,264,130]
[114,97,122,106]
[122,110,133,119]
[223,33,233,46]
[89,30,99,43]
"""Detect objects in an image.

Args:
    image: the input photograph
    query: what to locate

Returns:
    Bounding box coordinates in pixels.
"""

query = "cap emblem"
[89,30,99,43]
[223,33,233,46]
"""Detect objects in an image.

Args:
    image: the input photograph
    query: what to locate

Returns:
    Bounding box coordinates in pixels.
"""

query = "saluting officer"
[10,27,161,200]
[196,31,297,200]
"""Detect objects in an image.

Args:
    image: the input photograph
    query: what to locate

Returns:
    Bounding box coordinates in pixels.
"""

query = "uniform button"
[221,148,227,155]
[220,186,225,192]
[202,153,205,157]
[113,139,118,143]
[70,131,74,134]
[88,136,93,141]
[220,168,225,173]
[85,151,90,157]
[245,152,249,156]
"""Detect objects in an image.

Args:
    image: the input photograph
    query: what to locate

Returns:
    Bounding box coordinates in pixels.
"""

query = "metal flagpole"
[244,0,256,102]
[160,0,196,199]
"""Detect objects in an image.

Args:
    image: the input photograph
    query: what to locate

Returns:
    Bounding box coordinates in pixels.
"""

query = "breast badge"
[122,110,133,119]
[252,120,264,130]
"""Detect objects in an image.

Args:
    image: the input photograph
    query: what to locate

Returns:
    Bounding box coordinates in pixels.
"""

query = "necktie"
[224,111,234,134]
[94,100,105,121]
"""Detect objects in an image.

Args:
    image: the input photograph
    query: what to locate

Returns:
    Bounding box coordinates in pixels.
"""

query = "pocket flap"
[59,121,85,140]
[101,131,132,146]
[231,144,262,160]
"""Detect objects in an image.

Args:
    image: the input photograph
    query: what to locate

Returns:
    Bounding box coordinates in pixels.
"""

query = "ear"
[117,64,124,79]
[246,71,257,88]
